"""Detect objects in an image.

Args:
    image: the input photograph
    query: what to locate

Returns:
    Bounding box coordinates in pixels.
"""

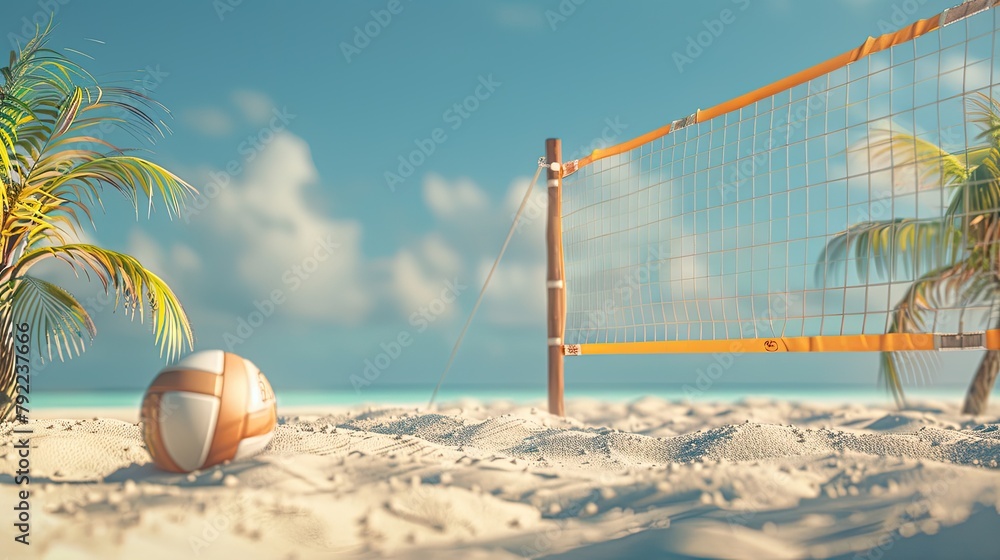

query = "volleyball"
[140,350,277,473]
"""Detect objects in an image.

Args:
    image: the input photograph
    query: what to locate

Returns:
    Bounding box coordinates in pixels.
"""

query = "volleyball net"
[555,0,1000,358]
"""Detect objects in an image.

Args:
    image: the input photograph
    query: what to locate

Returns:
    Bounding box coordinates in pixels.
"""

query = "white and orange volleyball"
[141,350,277,473]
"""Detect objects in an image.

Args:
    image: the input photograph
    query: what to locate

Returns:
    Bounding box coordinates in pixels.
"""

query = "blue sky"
[17,0,988,397]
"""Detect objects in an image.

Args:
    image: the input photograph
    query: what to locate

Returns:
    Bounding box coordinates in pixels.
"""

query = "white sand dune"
[2,397,1000,559]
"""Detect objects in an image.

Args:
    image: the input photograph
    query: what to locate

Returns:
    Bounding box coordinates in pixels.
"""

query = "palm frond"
[11,244,194,361]
[868,130,971,190]
[879,262,1000,405]
[29,155,196,221]
[0,21,197,421]
[880,351,941,407]
[944,162,1000,232]
[2,192,80,250]
[0,22,92,211]
[5,80,196,240]
[816,219,960,285]
[0,275,95,362]
[966,92,1000,148]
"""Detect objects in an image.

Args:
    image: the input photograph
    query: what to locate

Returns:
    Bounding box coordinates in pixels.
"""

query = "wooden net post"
[545,138,565,416]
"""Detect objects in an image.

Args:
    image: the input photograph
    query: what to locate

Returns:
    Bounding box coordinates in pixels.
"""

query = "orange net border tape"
[562,0,998,177]
[564,329,1000,355]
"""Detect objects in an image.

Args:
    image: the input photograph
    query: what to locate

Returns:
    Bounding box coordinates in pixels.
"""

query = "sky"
[13,0,991,399]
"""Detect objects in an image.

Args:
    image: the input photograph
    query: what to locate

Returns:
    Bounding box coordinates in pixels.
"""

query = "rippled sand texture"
[2,397,1000,559]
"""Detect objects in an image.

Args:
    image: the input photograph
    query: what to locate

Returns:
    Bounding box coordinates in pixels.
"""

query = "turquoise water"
[28,384,979,409]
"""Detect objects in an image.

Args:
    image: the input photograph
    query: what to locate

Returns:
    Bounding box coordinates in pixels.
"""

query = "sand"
[2,397,1000,559]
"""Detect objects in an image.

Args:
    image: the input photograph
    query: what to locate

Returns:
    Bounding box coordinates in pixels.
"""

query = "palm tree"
[0,26,196,422]
[818,92,1000,415]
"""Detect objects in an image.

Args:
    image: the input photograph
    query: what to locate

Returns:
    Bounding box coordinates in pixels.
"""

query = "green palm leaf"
[879,263,1000,405]
[0,23,90,212]
[817,219,959,284]
[822,91,1000,407]
[868,130,970,190]
[37,155,195,219]
[966,92,1000,148]
[1,275,95,362]
[10,244,194,362]
[945,163,1000,232]
[0,23,196,422]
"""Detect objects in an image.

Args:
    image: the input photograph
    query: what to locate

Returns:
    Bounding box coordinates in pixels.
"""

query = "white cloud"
[179,90,278,139]
[393,175,547,327]
[231,90,276,126]
[182,107,233,137]
[477,260,546,326]
[126,229,201,283]
[390,246,460,320]
[134,130,547,330]
[172,244,201,272]
[389,232,465,316]
[207,132,371,323]
[491,3,546,30]
[423,173,490,221]
[420,233,464,275]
